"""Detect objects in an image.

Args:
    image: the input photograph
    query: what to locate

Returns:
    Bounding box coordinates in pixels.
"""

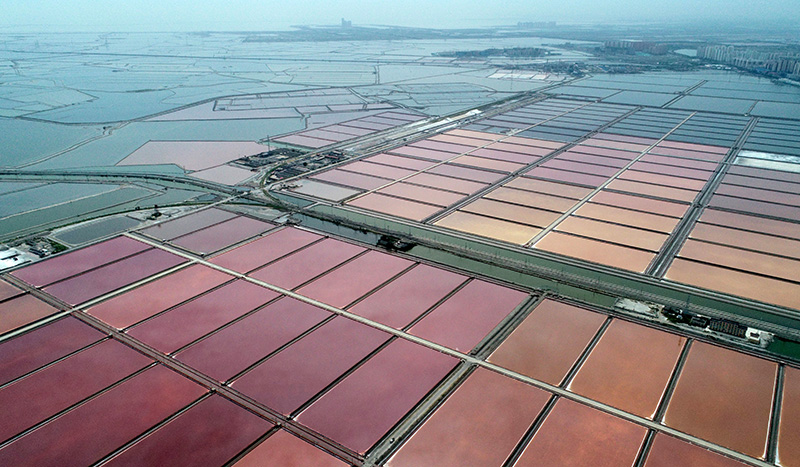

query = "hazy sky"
[3,0,799,31]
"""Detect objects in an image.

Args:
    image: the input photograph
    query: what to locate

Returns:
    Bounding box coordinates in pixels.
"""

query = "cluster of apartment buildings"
[698,45,800,76]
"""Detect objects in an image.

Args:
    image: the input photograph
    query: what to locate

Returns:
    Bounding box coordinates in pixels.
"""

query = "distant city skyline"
[2,0,799,32]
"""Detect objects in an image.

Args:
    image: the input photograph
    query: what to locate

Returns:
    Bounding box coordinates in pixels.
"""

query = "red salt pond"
[176,297,331,382]
[689,222,800,260]
[295,250,413,308]
[461,198,562,228]
[0,317,103,385]
[778,366,800,467]
[488,299,606,386]
[573,203,679,233]
[514,398,647,466]
[0,365,206,467]
[139,208,237,241]
[0,279,22,302]
[411,139,475,155]
[434,210,541,245]
[0,294,60,335]
[628,161,713,180]
[339,160,415,180]
[590,191,688,218]
[87,264,232,329]
[666,258,800,310]
[389,145,455,162]
[233,430,348,466]
[568,319,686,419]
[43,248,185,306]
[699,209,800,240]
[710,195,800,221]
[485,187,578,213]
[311,169,391,191]
[12,236,149,287]
[387,368,550,466]
[678,239,800,283]
[347,192,442,222]
[605,179,698,203]
[377,182,466,207]
[427,163,505,183]
[559,151,629,168]
[0,339,152,442]
[209,227,322,274]
[348,263,467,329]
[470,147,540,164]
[296,339,458,454]
[409,279,528,352]
[542,159,620,177]
[170,216,274,255]
[248,238,364,290]
[556,216,668,252]
[663,341,777,459]
[127,280,280,353]
[232,316,391,415]
[716,184,800,207]
[525,167,609,187]
[363,153,437,171]
[404,172,488,194]
[103,395,270,466]
[644,433,749,467]
[618,170,707,191]
[534,231,656,273]
[451,154,524,173]
[505,177,593,199]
